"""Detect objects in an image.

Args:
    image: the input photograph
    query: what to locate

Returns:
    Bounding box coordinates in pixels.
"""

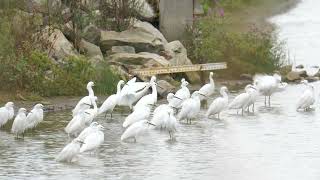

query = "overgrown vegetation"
[183,0,289,79]
[0,0,120,97]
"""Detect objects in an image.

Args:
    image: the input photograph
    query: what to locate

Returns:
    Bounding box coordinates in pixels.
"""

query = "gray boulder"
[132,20,168,44]
[79,39,104,65]
[286,70,307,81]
[157,80,175,97]
[164,41,200,83]
[100,29,165,54]
[83,24,101,45]
[109,46,136,55]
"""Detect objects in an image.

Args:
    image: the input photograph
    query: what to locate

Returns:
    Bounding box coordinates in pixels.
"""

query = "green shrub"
[183,16,287,78]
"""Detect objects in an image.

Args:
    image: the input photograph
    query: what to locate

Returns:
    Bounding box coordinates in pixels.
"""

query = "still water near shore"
[1,1,320,179]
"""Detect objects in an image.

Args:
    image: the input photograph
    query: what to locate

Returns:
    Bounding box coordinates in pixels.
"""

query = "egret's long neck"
[221,90,228,99]
[209,75,214,85]
[152,84,157,99]
[87,86,94,97]
[116,82,122,95]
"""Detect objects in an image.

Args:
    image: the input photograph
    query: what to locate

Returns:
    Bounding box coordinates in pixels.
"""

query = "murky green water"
[1,82,320,180]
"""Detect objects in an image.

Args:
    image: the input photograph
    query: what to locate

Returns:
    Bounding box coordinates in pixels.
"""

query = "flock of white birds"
[0,72,316,163]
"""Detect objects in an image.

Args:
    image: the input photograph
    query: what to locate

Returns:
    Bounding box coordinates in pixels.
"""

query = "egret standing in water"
[11,108,27,138]
[206,86,229,119]
[134,81,158,110]
[121,120,156,142]
[169,78,190,108]
[56,138,84,163]
[254,73,285,107]
[72,81,96,116]
[98,80,125,119]
[177,91,204,124]
[0,102,14,127]
[80,124,105,153]
[76,122,99,141]
[296,80,315,111]
[246,84,259,113]
[122,105,152,128]
[25,104,44,130]
[199,72,215,102]
[117,83,151,110]
[151,93,176,129]
[228,85,256,115]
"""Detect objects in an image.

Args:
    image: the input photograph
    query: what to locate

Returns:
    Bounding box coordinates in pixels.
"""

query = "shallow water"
[1,81,320,180]
[270,0,320,67]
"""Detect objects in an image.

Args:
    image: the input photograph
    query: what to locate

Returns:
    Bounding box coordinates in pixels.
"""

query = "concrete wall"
[159,0,194,41]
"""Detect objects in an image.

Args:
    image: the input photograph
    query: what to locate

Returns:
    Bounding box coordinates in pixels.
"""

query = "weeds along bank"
[183,0,294,79]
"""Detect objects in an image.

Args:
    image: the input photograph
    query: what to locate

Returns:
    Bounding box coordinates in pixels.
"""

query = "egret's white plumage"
[246,85,259,113]
[123,106,152,128]
[206,86,229,119]
[177,91,203,124]
[55,138,83,163]
[169,79,190,108]
[11,108,27,137]
[228,85,256,115]
[254,73,285,106]
[134,81,158,110]
[0,102,14,127]
[25,104,44,129]
[199,72,215,101]
[98,80,125,117]
[80,125,104,153]
[151,93,175,129]
[121,120,155,142]
[296,80,315,111]
[162,109,178,139]
[72,81,95,116]
[76,122,99,141]
[118,84,151,110]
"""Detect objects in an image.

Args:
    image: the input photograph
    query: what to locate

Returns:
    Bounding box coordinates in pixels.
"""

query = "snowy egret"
[134,81,158,110]
[72,81,95,116]
[55,138,84,163]
[25,104,44,129]
[117,83,151,110]
[151,93,175,129]
[121,120,155,142]
[76,122,99,141]
[65,97,98,136]
[177,91,204,124]
[122,105,152,128]
[254,73,285,107]
[80,124,104,153]
[246,84,259,113]
[11,108,27,138]
[162,109,178,139]
[0,102,14,127]
[98,80,125,118]
[296,80,315,111]
[199,72,215,101]
[206,86,229,119]
[228,85,257,115]
[169,78,190,108]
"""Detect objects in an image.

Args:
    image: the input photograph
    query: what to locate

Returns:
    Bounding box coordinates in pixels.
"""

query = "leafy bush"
[183,16,287,78]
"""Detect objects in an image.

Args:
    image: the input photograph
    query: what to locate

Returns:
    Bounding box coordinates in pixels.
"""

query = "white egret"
[80,124,104,153]
[25,104,44,129]
[122,105,152,128]
[72,81,95,116]
[177,91,204,124]
[199,72,215,101]
[76,122,99,141]
[98,80,125,118]
[161,109,178,139]
[296,80,315,111]
[134,81,158,110]
[65,97,98,136]
[151,93,175,129]
[228,85,257,115]
[254,73,285,106]
[246,84,259,113]
[206,86,229,119]
[121,76,156,96]
[121,120,156,142]
[169,78,190,108]
[0,102,14,127]
[11,108,27,138]
[117,83,151,110]
[55,138,84,163]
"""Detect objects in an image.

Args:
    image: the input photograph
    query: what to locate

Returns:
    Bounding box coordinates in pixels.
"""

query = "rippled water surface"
[1,82,320,180]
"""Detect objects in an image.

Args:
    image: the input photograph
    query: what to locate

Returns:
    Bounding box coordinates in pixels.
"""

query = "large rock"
[132,20,168,44]
[100,28,165,54]
[109,52,169,68]
[286,70,307,81]
[83,24,101,45]
[157,80,175,97]
[24,0,61,13]
[44,28,78,61]
[164,41,200,83]
[79,39,104,65]
[109,46,136,55]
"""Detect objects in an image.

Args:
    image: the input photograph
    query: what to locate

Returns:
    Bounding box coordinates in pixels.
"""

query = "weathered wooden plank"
[130,62,227,76]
